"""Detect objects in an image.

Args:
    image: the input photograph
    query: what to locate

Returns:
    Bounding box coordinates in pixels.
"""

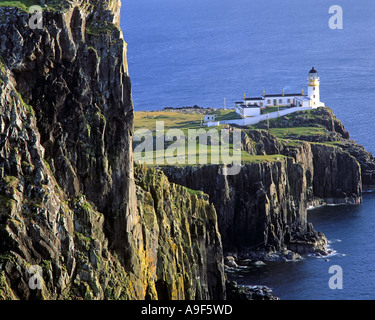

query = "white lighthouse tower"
[307,67,324,108]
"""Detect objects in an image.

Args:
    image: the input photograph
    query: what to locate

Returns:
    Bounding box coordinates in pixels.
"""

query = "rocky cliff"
[1,0,374,301]
[134,165,225,300]
[162,108,371,256]
[0,1,225,300]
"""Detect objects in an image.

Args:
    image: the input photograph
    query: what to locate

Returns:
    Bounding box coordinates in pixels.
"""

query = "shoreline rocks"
[224,249,304,269]
[226,281,279,300]
[161,108,368,262]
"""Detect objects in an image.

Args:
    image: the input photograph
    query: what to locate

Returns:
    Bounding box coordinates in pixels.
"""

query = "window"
[313,95,316,98]
[260,102,263,107]
[267,99,271,104]
[287,99,291,103]
[279,99,282,104]
[273,99,277,106]
[313,87,316,91]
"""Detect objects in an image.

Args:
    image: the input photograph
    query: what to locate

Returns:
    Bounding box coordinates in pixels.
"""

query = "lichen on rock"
[161,108,367,257]
[0,1,227,300]
[134,165,226,300]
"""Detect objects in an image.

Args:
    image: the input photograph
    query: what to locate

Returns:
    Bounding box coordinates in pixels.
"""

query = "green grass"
[15,91,35,116]
[134,109,242,135]
[134,141,285,166]
[0,55,7,85]
[0,55,5,70]
[274,109,316,119]
[241,154,287,164]
[319,140,346,146]
[0,195,17,211]
[279,134,346,149]
[0,0,67,12]
[0,60,4,85]
[184,187,204,197]
[4,176,19,188]
[214,109,242,121]
[134,111,203,135]
[135,143,239,166]
[280,139,304,147]
[261,106,288,114]
[269,126,326,139]
[85,21,119,36]
[309,140,345,148]
[0,0,39,11]
[253,109,318,128]
[134,110,291,166]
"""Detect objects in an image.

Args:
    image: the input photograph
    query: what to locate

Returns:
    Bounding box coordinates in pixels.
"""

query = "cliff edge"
[161,108,373,258]
[0,1,225,300]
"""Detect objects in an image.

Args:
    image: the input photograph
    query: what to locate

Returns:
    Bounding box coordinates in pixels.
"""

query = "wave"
[329,238,342,243]
[316,239,346,259]
[307,204,324,210]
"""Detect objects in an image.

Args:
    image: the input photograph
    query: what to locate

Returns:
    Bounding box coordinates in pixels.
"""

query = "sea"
[121,0,375,300]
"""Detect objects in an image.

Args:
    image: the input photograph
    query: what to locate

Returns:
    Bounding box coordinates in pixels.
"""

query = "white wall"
[235,106,244,118]
[219,106,315,126]
[243,108,261,117]
[264,96,296,107]
[244,96,302,108]
[308,76,321,108]
[204,115,215,122]
[206,121,221,127]
[295,98,311,108]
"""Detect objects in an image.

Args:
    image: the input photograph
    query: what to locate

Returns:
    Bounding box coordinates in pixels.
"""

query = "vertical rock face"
[0,1,135,257]
[135,166,225,300]
[0,0,140,300]
[0,0,135,262]
[309,144,362,204]
[0,1,226,300]
[162,138,362,254]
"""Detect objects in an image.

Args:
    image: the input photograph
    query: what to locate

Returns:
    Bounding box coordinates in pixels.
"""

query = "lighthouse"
[234,66,325,119]
[307,67,324,108]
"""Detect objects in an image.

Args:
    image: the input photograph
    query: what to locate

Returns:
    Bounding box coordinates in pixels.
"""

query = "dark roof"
[309,67,318,74]
[265,93,306,98]
[244,97,263,101]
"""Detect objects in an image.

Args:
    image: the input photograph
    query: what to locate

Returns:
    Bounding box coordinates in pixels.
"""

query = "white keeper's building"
[235,67,325,118]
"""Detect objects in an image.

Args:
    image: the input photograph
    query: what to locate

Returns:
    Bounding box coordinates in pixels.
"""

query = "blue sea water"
[121,0,375,299]
[226,194,375,300]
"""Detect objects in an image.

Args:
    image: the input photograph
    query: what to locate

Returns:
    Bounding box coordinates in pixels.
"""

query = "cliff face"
[134,165,225,300]
[258,107,375,188]
[0,1,225,300]
[1,0,135,255]
[1,1,373,301]
[162,109,366,255]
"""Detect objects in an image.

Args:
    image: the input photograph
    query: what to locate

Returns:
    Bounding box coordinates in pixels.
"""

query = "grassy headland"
[133,107,320,166]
